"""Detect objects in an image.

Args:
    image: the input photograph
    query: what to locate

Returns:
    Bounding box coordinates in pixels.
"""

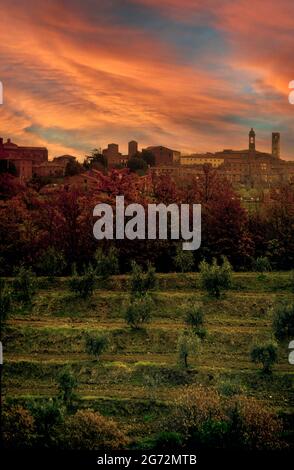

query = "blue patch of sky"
[24,125,92,151]
[114,1,228,63]
[222,114,282,131]
[68,0,229,66]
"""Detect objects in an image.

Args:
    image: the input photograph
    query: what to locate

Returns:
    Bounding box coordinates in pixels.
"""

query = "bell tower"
[272,132,280,159]
[249,128,255,151]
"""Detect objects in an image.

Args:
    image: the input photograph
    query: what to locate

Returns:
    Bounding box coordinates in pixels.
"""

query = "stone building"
[0,137,67,181]
[176,129,294,187]
[0,137,48,181]
[128,140,138,158]
[181,154,224,168]
[143,145,181,166]
[101,141,181,168]
[102,143,128,166]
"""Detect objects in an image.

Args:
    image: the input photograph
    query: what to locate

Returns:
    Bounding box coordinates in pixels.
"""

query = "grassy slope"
[3,273,294,439]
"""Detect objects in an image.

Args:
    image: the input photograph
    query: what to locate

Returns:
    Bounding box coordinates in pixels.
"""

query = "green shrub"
[57,367,78,408]
[199,257,232,298]
[174,246,194,273]
[129,261,157,297]
[153,431,184,449]
[217,379,245,397]
[37,247,66,279]
[253,256,272,273]
[86,334,108,361]
[94,246,119,283]
[177,330,200,368]
[250,342,278,374]
[184,304,206,338]
[272,301,294,341]
[69,264,95,299]
[195,419,230,449]
[124,294,153,329]
[13,265,36,303]
[28,398,64,446]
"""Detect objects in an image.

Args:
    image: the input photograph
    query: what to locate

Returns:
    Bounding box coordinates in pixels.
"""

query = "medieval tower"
[272,132,280,159]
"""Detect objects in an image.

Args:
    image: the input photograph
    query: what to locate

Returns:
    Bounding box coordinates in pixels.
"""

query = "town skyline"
[0,1,294,159]
[2,127,294,187]
[0,126,290,162]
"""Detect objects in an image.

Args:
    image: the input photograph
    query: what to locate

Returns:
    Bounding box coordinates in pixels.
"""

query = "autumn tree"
[62,409,128,450]
[3,405,35,449]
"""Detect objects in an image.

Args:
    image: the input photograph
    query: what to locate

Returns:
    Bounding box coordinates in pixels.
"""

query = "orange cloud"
[0,0,293,159]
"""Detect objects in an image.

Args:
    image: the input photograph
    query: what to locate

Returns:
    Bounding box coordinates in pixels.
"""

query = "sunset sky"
[0,0,294,160]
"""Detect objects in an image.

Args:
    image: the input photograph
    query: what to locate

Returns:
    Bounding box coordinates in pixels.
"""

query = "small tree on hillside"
[174,245,194,273]
[184,304,206,339]
[94,246,119,284]
[250,342,278,374]
[129,261,157,298]
[253,256,272,273]
[69,264,96,299]
[177,329,200,368]
[272,302,294,342]
[57,367,78,409]
[13,266,36,303]
[85,334,108,361]
[199,257,232,299]
[124,294,153,329]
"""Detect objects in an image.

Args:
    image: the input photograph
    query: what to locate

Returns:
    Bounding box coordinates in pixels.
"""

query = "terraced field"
[3,273,294,441]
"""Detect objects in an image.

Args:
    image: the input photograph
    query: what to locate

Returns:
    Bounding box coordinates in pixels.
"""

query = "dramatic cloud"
[0,0,293,159]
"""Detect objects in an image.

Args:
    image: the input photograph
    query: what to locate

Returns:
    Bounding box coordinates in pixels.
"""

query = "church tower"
[272,132,280,159]
[249,128,256,151]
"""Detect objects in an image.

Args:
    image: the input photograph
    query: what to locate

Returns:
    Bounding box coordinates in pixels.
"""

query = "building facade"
[102,143,128,166]
[176,130,294,187]
[144,145,181,166]
[0,137,68,181]
[128,140,138,158]
[2,130,294,187]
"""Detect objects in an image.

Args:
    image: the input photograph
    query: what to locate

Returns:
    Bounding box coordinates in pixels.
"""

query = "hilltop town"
[1,129,294,188]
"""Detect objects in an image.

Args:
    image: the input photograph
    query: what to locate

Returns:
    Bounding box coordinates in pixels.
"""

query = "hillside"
[3,272,294,446]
